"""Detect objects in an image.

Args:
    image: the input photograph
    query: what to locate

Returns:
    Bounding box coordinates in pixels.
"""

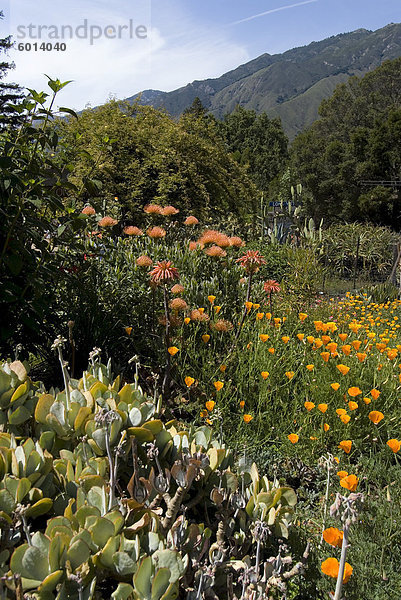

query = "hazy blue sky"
[1,0,400,109]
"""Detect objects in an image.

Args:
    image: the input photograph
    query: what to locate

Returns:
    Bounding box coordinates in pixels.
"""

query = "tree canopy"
[220,106,289,192]
[290,58,401,228]
[58,100,259,225]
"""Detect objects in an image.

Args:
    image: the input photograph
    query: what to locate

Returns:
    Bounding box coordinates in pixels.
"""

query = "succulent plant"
[0,360,302,599]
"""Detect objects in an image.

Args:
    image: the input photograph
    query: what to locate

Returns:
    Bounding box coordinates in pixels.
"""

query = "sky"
[1,0,400,111]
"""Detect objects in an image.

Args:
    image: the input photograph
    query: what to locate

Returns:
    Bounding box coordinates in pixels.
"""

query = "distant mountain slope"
[128,23,401,139]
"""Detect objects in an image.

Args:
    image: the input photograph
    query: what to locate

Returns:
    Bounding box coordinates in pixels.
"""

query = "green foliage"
[221,106,289,191]
[291,58,401,227]
[0,357,300,599]
[57,99,259,225]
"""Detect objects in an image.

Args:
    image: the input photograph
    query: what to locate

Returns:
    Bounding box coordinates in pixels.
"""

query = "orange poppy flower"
[338,333,348,342]
[324,423,330,432]
[306,364,314,371]
[285,371,295,380]
[340,474,359,492]
[318,403,328,413]
[184,317,191,324]
[256,312,264,320]
[214,306,222,314]
[282,336,290,344]
[339,440,352,454]
[297,333,305,341]
[185,376,195,387]
[205,401,215,411]
[348,401,358,411]
[323,527,343,548]
[168,346,179,356]
[337,470,348,478]
[259,334,269,342]
[348,387,362,397]
[304,401,315,411]
[243,414,253,423]
[337,364,350,375]
[208,295,216,304]
[321,352,330,362]
[356,352,367,362]
[336,408,347,416]
[213,381,224,392]
[268,347,275,354]
[387,439,401,453]
[288,434,299,444]
[245,301,253,312]
[369,410,384,424]
[261,371,269,380]
[314,339,324,349]
[341,345,352,356]
[321,558,353,583]
[239,400,245,409]
[299,313,307,321]
[370,389,381,400]
[331,383,340,391]
[220,364,227,372]
[352,340,362,351]
[306,335,315,344]
[200,410,208,418]
[202,334,210,343]
[340,414,351,424]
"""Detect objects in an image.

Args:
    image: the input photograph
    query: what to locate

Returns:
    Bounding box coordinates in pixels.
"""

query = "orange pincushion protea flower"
[198,229,230,247]
[321,558,353,583]
[264,279,281,294]
[369,410,384,424]
[184,215,199,226]
[323,527,343,548]
[147,226,166,239]
[387,439,401,453]
[213,319,233,332]
[98,216,118,227]
[124,226,143,236]
[161,205,179,216]
[136,255,153,267]
[171,283,185,294]
[82,205,96,215]
[205,245,227,257]
[236,250,266,274]
[340,474,359,491]
[229,236,244,247]
[144,203,163,214]
[150,260,179,283]
[170,298,188,311]
[339,440,352,454]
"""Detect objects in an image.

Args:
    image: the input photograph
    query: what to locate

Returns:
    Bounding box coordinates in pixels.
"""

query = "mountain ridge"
[128,23,401,139]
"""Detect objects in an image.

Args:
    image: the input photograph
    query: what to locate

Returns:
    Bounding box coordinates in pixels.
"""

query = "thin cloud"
[228,0,318,26]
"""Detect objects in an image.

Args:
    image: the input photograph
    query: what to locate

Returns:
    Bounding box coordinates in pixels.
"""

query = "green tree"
[220,106,289,191]
[58,100,258,225]
[291,58,401,228]
[0,11,24,128]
